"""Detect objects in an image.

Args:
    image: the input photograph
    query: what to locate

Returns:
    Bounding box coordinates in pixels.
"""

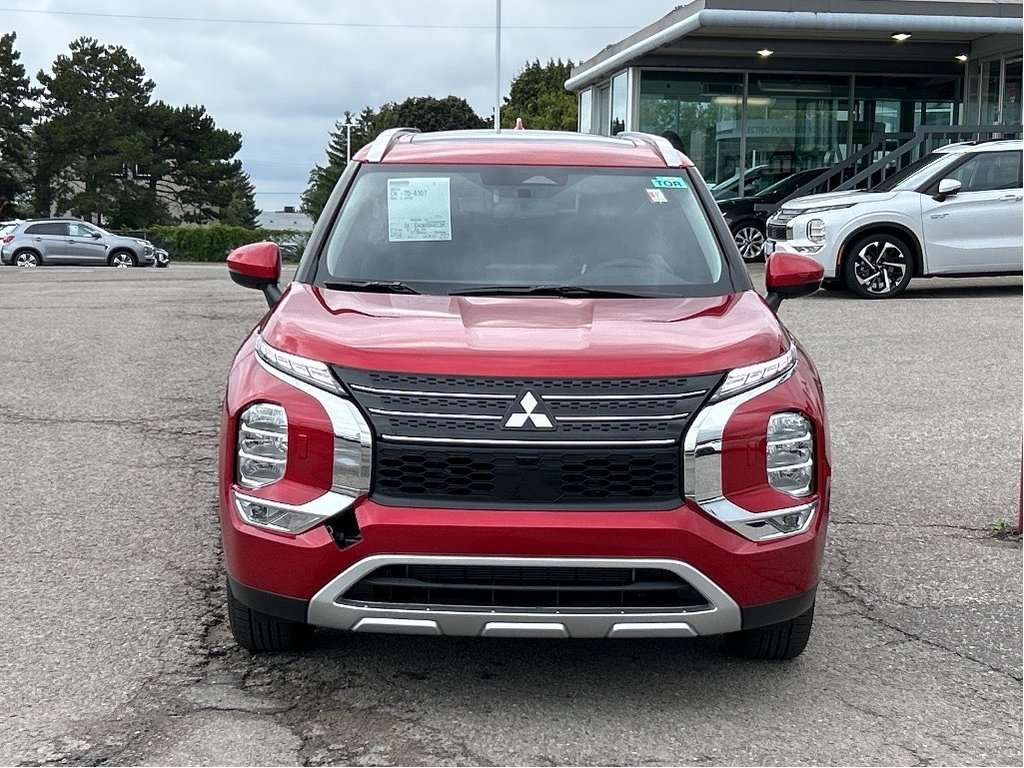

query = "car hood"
[781,189,899,211]
[258,284,790,378]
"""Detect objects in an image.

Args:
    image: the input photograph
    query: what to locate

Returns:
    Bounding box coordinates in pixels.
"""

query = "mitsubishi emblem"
[502,390,557,430]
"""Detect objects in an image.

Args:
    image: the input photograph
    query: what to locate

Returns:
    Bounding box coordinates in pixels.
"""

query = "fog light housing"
[234,491,337,534]
[238,403,287,488]
[767,411,814,496]
[807,218,826,243]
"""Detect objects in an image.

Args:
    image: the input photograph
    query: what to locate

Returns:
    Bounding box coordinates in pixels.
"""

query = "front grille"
[374,444,680,506]
[342,564,711,610]
[766,208,798,241]
[332,366,723,508]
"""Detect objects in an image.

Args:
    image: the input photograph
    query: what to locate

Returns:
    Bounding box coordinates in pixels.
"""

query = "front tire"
[731,222,766,263]
[842,233,913,299]
[226,578,313,653]
[725,603,814,660]
[109,251,136,268]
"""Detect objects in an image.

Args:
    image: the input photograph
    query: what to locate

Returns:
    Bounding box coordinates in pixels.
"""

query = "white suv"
[764,140,1023,298]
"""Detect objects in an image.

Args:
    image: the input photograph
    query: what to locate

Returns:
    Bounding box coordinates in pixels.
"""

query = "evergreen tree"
[220,163,261,228]
[35,37,155,223]
[502,59,578,131]
[303,97,487,220]
[0,32,37,217]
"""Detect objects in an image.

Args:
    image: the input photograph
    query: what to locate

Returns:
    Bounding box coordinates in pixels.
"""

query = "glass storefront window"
[744,74,851,193]
[1004,57,1022,125]
[638,72,743,187]
[610,72,628,135]
[579,89,593,135]
[594,84,610,135]
[982,59,1002,123]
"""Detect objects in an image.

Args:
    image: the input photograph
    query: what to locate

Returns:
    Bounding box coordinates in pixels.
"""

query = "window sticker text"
[387,178,452,242]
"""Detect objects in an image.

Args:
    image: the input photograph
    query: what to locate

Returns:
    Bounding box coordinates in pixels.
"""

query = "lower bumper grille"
[342,564,710,610]
[373,444,681,507]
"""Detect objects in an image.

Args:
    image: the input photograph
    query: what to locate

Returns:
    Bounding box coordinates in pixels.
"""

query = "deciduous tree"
[502,59,577,131]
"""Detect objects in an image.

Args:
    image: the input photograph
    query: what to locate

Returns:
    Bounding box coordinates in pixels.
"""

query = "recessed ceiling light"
[955,54,968,62]
[891,33,911,42]
[757,48,774,57]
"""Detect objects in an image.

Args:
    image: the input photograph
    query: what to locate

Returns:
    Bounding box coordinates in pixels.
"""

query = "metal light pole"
[342,121,356,163]
[494,0,501,132]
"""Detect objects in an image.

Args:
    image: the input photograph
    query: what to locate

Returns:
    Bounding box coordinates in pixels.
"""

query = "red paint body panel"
[227,241,281,281]
[766,252,826,292]
[261,285,790,377]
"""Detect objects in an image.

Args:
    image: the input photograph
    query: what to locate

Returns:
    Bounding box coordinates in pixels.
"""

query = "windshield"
[316,165,732,297]
[872,152,959,192]
[753,169,827,202]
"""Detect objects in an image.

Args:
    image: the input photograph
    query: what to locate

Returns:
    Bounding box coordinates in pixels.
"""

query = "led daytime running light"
[256,334,344,395]
[713,343,796,402]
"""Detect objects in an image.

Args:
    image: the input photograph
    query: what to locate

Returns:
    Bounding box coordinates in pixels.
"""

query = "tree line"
[0,32,257,227]
[302,59,577,219]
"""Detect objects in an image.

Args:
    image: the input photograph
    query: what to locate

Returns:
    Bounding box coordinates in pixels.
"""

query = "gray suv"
[1,219,156,267]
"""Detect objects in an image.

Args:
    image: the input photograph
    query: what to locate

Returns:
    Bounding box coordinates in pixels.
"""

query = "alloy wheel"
[15,252,38,267]
[733,225,765,262]
[111,253,134,268]
[852,239,908,296]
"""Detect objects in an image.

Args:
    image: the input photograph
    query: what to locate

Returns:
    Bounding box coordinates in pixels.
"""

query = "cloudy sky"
[6,0,679,213]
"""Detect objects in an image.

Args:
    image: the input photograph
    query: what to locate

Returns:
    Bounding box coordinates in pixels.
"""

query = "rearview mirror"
[764,252,824,311]
[934,178,961,202]
[227,241,282,307]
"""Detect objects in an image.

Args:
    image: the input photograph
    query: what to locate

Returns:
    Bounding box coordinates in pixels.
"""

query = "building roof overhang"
[567,0,1024,91]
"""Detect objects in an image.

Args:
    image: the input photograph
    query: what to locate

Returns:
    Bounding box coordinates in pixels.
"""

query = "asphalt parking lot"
[1,262,1021,766]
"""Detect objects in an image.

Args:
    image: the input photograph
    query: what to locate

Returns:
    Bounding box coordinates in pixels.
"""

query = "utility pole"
[494,0,501,132]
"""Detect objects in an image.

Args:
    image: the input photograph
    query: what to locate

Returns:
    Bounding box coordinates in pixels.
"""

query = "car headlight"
[802,203,855,214]
[766,412,814,497]
[256,335,344,395]
[237,402,287,488]
[807,219,826,243]
[254,335,373,498]
[711,343,796,402]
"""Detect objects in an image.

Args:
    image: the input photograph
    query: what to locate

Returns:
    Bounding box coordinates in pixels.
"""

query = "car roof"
[935,139,1023,154]
[353,128,694,169]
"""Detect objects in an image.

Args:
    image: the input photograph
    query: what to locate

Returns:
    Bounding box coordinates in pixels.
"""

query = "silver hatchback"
[0,219,156,267]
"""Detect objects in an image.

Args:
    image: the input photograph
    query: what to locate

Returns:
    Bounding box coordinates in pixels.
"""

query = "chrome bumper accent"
[307,555,742,638]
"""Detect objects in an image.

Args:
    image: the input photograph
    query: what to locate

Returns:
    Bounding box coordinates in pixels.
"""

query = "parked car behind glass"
[1,219,156,267]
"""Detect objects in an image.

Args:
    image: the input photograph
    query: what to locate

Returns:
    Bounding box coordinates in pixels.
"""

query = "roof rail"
[617,131,685,167]
[365,127,421,162]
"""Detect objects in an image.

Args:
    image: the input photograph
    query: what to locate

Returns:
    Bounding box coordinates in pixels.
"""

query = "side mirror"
[227,241,282,307]
[933,178,961,202]
[764,252,824,311]
[91,231,102,239]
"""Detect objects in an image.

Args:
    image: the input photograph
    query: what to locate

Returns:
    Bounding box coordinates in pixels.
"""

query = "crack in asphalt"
[822,541,1023,683]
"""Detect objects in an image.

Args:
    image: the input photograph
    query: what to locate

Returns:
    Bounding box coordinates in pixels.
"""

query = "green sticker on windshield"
[650,176,687,189]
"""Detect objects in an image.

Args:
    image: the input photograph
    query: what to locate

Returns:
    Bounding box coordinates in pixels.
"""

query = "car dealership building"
[568,0,1023,196]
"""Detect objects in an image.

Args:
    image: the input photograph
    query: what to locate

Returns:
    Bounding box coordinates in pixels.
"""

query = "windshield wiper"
[448,285,652,298]
[323,280,420,295]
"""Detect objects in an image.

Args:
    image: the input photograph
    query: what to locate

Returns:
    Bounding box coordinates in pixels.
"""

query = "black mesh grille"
[374,445,680,506]
[342,564,710,610]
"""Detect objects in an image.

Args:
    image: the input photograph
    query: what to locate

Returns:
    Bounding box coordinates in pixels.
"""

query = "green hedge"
[118,225,309,262]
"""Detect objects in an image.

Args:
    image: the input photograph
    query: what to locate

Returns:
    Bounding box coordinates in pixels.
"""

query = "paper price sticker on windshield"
[387,178,452,242]
[650,176,687,189]
[646,188,668,203]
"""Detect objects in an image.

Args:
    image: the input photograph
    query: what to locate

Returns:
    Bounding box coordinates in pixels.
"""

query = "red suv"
[220,129,830,659]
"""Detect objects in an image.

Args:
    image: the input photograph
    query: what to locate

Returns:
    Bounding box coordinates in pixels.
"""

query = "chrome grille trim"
[334,366,725,455]
[379,435,678,447]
